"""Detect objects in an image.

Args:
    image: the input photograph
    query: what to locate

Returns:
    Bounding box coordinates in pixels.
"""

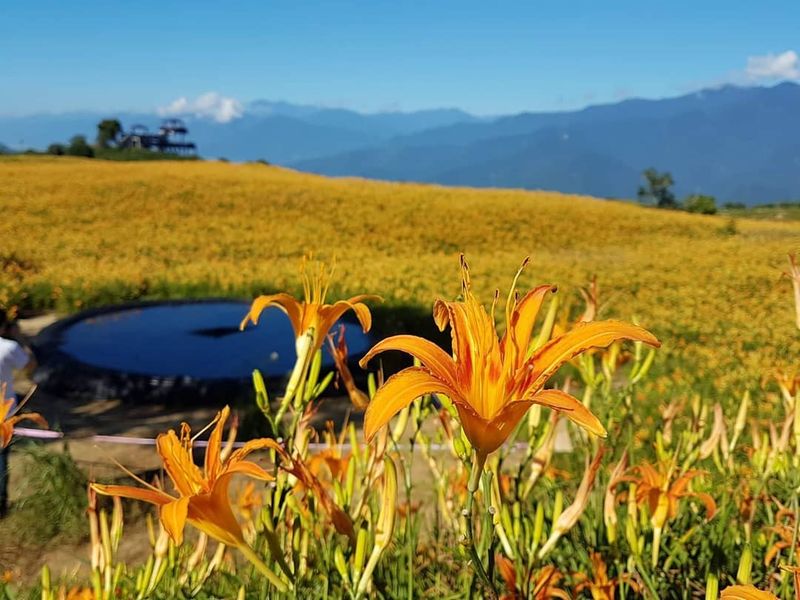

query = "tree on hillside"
[47,143,66,156]
[66,135,95,158]
[96,119,122,148]
[684,194,717,214]
[637,168,677,208]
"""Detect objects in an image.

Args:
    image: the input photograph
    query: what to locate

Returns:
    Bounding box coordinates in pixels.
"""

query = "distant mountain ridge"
[0,102,481,164]
[295,82,800,204]
[2,83,799,204]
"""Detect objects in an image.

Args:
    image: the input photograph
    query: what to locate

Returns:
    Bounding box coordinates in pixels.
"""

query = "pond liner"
[31,299,372,406]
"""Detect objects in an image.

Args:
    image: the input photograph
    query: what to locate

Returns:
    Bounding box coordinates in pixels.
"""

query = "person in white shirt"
[0,310,36,517]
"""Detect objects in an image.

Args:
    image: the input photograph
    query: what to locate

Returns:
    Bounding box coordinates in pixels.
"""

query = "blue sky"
[1,1,799,117]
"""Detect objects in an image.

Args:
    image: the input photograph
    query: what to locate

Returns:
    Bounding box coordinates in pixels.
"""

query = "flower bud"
[736,543,753,585]
[334,546,349,583]
[705,572,718,600]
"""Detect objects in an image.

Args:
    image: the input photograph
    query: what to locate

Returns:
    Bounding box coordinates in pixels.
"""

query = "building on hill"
[118,119,197,155]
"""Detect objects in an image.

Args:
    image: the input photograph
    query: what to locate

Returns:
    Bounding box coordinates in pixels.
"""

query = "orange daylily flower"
[620,462,717,530]
[573,552,640,600]
[775,368,800,406]
[60,587,96,600]
[328,325,369,410]
[578,275,600,323]
[765,509,800,565]
[0,386,47,448]
[92,406,275,547]
[361,256,660,460]
[240,258,378,401]
[496,555,569,600]
[236,481,263,522]
[273,443,355,541]
[720,585,779,600]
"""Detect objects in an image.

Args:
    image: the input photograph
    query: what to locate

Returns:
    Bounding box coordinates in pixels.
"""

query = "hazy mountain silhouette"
[2,83,799,203]
[296,82,800,204]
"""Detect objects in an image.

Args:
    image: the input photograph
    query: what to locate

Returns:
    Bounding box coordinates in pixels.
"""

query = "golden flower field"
[1,155,798,396]
[4,155,800,598]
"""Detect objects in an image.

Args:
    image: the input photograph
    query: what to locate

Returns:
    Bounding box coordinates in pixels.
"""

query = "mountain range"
[2,83,799,204]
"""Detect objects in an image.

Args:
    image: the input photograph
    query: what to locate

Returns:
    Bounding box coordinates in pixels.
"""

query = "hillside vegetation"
[2,155,799,394]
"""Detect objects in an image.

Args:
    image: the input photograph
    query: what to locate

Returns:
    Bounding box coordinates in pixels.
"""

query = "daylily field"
[1,155,800,598]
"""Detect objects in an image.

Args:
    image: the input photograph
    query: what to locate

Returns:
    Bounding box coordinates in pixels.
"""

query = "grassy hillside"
[2,155,799,394]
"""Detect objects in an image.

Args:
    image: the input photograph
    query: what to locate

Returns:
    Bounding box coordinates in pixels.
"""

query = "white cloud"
[157,92,243,123]
[745,50,799,81]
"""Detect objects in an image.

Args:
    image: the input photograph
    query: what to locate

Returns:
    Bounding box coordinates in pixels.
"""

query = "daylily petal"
[529,389,606,437]
[187,475,245,546]
[204,406,229,482]
[160,496,190,545]
[527,320,660,391]
[503,284,557,357]
[6,412,48,430]
[720,585,779,600]
[0,398,13,422]
[157,430,203,496]
[364,367,459,442]
[359,334,459,388]
[240,293,303,337]
[225,460,274,481]
[1,412,49,448]
[319,297,378,338]
[494,554,517,593]
[0,423,11,449]
[686,491,717,520]
[329,328,370,410]
[228,438,283,464]
[91,483,174,506]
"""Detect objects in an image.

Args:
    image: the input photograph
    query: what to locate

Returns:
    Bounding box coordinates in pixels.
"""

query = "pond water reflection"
[58,301,372,379]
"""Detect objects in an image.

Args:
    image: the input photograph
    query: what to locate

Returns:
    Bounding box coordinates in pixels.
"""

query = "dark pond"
[33,300,373,402]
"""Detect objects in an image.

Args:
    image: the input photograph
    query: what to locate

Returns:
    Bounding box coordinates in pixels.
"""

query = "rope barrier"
[12,426,459,452]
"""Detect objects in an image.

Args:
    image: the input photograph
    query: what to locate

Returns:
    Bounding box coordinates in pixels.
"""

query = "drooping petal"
[526,320,660,392]
[686,491,717,521]
[1,412,49,448]
[240,293,303,337]
[160,496,191,545]
[91,483,174,506]
[359,334,459,388]
[494,554,518,594]
[528,389,606,437]
[318,296,378,338]
[329,327,370,410]
[224,460,274,481]
[6,412,48,430]
[364,367,460,442]
[227,438,283,465]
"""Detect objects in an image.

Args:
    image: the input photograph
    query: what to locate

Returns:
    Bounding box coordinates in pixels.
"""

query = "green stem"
[237,543,291,593]
[406,442,414,600]
[463,453,497,600]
